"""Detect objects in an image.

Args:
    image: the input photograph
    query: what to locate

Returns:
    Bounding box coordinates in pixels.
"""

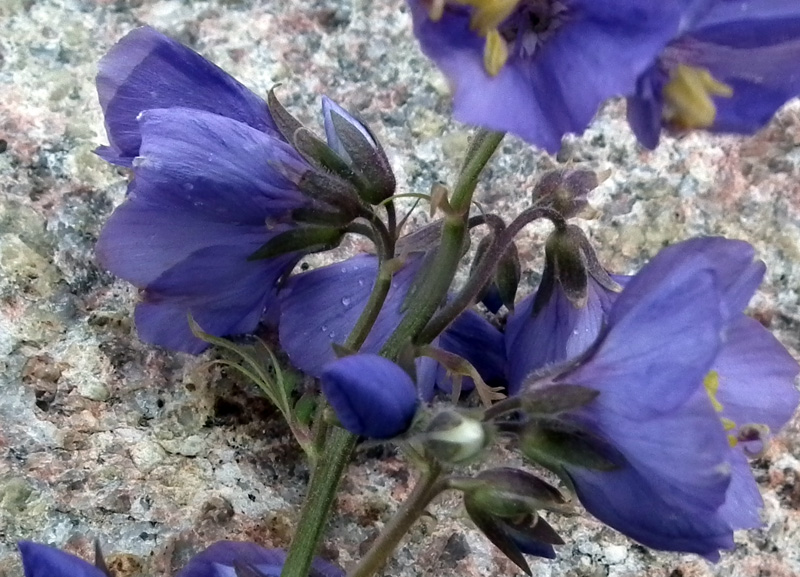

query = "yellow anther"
[483,29,509,76]
[663,64,733,129]
[703,370,724,413]
[464,0,521,36]
[721,417,736,432]
[727,435,738,448]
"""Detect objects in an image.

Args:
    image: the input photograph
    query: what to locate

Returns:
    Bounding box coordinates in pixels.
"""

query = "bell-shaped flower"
[95,28,365,353]
[96,26,278,166]
[18,542,107,577]
[176,541,343,577]
[518,237,799,558]
[406,0,709,151]
[320,353,419,439]
[627,1,800,148]
[95,107,311,354]
[505,226,623,394]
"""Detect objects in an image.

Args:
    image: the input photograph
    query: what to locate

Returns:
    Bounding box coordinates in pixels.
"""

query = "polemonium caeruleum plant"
[14,5,800,576]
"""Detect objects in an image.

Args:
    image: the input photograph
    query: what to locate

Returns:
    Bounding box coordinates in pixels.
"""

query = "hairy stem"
[419,205,565,343]
[380,130,505,357]
[348,464,448,577]
[282,428,358,577]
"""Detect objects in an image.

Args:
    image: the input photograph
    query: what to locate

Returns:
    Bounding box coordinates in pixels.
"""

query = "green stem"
[451,130,504,213]
[418,205,565,344]
[346,261,395,351]
[348,464,448,577]
[282,222,396,577]
[281,129,503,577]
[282,428,358,577]
[380,130,505,357]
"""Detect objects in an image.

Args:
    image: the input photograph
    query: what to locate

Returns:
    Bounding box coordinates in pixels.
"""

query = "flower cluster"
[87,21,800,577]
[408,0,800,150]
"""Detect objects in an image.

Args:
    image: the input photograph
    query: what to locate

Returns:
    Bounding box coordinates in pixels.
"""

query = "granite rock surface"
[1,1,800,576]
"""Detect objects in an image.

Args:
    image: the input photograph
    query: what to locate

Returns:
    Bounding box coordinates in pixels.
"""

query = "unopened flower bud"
[420,410,488,464]
[533,168,603,218]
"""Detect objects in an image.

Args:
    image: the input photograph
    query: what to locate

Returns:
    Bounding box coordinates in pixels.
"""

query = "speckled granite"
[1,1,800,577]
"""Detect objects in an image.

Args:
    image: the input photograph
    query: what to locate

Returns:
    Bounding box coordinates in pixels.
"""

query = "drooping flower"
[406,0,709,151]
[95,28,366,353]
[18,542,107,577]
[627,0,800,148]
[95,106,311,353]
[321,353,419,438]
[505,226,623,394]
[517,237,799,558]
[279,253,505,399]
[176,541,343,577]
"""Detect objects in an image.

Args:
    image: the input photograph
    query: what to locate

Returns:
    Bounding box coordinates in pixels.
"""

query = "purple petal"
[321,96,376,160]
[506,277,619,395]
[607,237,762,329]
[18,542,106,577]
[713,314,800,435]
[435,308,506,395]
[571,263,723,417]
[96,189,280,288]
[321,354,419,438]
[717,451,764,531]
[279,254,424,376]
[625,69,666,150]
[567,462,734,558]
[175,541,343,577]
[97,26,276,165]
[133,108,308,223]
[557,255,734,517]
[134,245,298,354]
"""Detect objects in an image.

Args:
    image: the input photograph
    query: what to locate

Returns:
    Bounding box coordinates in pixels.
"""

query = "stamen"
[484,29,509,76]
[703,370,724,413]
[465,0,521,36]
[663,64,733,129]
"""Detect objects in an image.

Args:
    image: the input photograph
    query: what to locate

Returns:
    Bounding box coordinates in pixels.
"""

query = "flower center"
[425,0,567,76]
[662,64,733,130]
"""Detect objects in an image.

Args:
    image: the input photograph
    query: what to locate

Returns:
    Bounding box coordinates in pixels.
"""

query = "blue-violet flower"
[519,237,799,558]
[407,0,709,151]
[628,0,800,148]
[176,541,343,577]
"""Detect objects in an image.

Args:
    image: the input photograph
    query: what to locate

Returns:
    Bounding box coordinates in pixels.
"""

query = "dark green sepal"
[267,88,304,144]
[247,226,344,261]
[471,234,520,312]
[521,384,599,415]
[297,170,363,218]
[329,109,396,204]
[521,420,621,472]
[533,227,588,313]
[467,467,568,517]
[533,168,601,218]
[293,126,362,184]
[464,499,533,576]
